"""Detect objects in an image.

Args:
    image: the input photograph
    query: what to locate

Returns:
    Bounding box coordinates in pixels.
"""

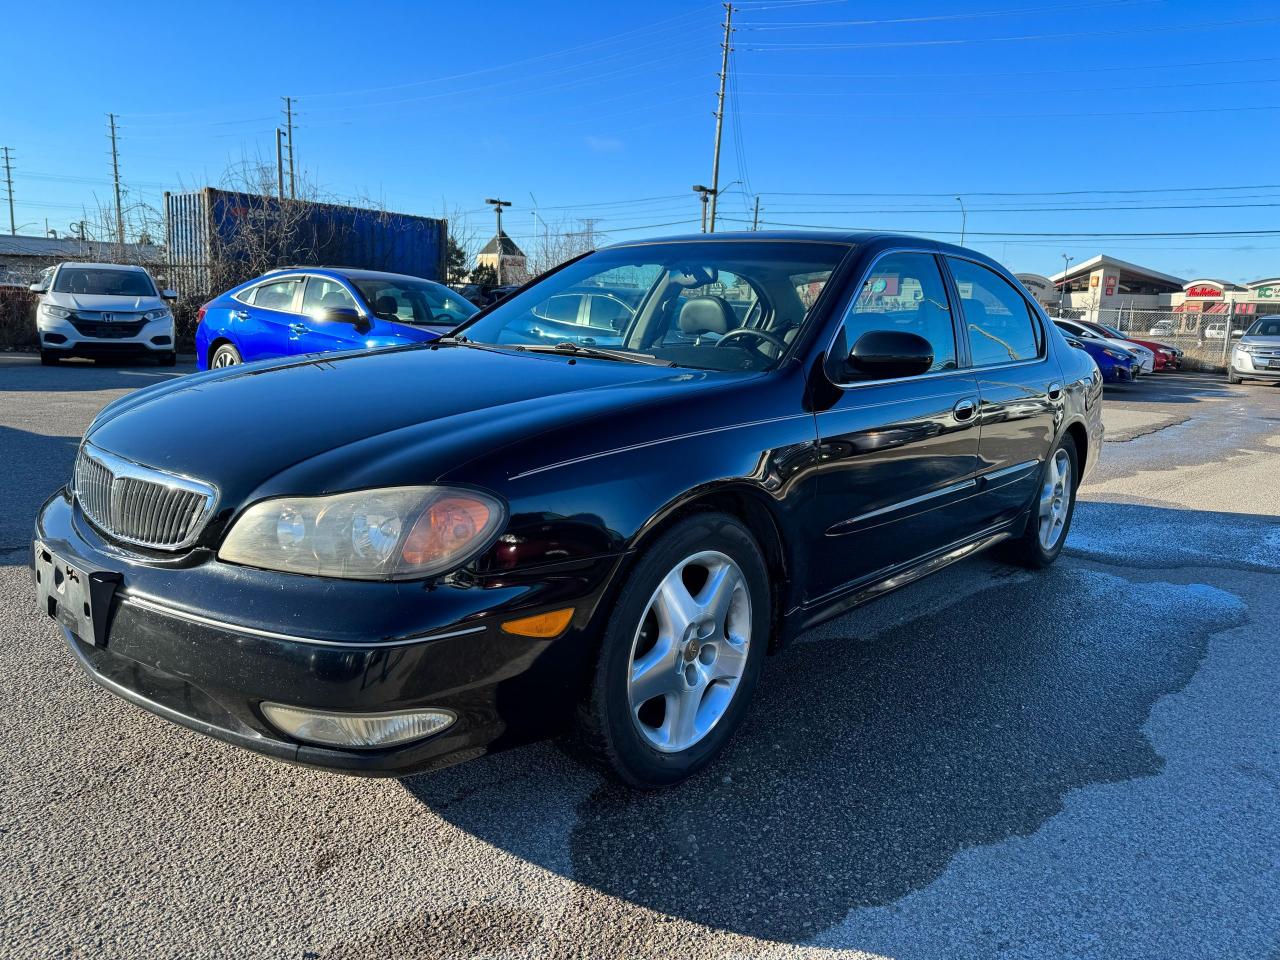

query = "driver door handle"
[953,397,977,422]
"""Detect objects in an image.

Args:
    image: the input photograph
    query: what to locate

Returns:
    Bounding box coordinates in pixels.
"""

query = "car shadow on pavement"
[404,549,1247,943]
[0,425,83,562]
[0,356,194,393]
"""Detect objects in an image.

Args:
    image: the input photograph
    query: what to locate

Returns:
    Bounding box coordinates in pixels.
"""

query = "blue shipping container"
[165,188,447,296]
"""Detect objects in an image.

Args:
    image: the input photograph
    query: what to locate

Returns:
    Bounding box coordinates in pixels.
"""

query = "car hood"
[46,291,165,312]
[86,344,736,511]
[1240,335,1280,347]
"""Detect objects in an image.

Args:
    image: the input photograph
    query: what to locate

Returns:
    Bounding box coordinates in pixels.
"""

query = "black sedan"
[33,233,1103,789]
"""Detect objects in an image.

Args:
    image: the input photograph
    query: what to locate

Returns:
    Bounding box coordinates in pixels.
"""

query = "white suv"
[32,262,177,366]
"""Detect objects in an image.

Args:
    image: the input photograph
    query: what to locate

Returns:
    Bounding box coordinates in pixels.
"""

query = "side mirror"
[162,288,178,300]
[313,306,363,325]
[1064,336,1086,350]
[28,282,46,293]
[847,330,934,380]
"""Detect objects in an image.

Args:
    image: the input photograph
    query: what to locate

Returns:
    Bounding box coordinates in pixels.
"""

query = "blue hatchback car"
[1065,335,1136,383]
[195,267,477,370]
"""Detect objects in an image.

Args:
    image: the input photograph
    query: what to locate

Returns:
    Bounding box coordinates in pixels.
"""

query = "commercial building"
[0,234,163,287]
[1016,254,1280,324]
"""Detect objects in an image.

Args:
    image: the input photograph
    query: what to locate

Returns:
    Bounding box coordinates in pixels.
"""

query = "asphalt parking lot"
[1,355,1277,959]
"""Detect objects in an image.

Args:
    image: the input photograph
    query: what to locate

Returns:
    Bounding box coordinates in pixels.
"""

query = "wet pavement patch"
[557,567,1246,942]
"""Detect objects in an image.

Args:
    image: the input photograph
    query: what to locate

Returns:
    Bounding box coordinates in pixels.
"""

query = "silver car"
[1228,317,1280,384]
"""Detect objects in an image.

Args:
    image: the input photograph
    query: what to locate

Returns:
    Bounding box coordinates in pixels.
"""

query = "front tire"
[159,351,177,367]
[1227,368,1242,385]
[39,350,59,366]
[1004,437,1078,569]
[577,512,770,788]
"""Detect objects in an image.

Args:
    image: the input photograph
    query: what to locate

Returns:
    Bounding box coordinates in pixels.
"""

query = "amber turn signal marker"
[500,608,575,638]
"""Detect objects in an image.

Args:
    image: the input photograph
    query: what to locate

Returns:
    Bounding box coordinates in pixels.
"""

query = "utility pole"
[485,198,511,285]
[1,147,14,235]
[751,195,760,231]
[275,129,286,199]
[707,3,734,233]
[1060,254,1074,316]
[693,185,712,232]
[281,97,296,199]
[107,114,125,248]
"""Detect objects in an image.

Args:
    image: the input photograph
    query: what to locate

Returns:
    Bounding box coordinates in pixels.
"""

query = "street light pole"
[955,196,967,247]
[693,185,712,233]
[485,198,512,285]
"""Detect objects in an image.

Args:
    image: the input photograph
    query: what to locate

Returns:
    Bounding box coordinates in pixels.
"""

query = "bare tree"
[524,216,603,278]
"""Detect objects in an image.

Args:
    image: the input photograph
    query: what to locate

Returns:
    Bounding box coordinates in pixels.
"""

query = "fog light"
[260,702,455,749]
[43,333,67,344]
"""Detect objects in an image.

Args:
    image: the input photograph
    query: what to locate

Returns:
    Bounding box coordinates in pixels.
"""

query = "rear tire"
[576,512,770,788]
[39,350,58,366]
[210,343,241,369]
[1003,436,1079,569]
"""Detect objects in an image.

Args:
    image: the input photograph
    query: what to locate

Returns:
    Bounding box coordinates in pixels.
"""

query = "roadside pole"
[1221,302,1236,367]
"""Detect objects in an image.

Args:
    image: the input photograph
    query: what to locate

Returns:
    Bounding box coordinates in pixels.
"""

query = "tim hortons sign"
[1186,283,1224,299]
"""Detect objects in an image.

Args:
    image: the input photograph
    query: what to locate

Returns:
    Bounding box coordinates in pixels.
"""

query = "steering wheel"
[714,327,788,351]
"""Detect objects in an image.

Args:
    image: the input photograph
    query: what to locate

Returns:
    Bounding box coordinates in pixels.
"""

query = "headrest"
[374,295,399,316]
[678,295,735,335]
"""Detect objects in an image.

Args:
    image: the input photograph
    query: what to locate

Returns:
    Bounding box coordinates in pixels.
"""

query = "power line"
[761,182,1280,198]
[719,218,1280,239]
[738,0,1157,30]
[742,14,1280,49]
[735,54,1280,81]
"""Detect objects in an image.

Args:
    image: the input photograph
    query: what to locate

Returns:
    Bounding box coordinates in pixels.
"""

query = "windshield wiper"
[520,341,678,366]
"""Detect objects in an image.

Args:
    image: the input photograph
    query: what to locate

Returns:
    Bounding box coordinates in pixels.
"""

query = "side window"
[302,277,358,316]
[532,294,583,324]
[947,259,1042,366]
[839,252,956,373]
[587,294,633,330]
[251,278,300,312]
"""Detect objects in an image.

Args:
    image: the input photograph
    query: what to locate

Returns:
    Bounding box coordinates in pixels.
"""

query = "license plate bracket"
[34,540,120,647]
[1267,359,1280,370]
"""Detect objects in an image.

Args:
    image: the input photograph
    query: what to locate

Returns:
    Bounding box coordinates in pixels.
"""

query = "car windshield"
[1094,322,1126,339]
[451,240,851,372]
[1246,318,1280,336]
[53,267,155,297]
[352,277,478,327]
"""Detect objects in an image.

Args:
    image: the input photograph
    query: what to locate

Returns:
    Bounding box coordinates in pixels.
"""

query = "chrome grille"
[73,443,217,550]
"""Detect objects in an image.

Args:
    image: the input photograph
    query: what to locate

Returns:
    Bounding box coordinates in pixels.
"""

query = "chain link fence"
[1047,305,1259,371]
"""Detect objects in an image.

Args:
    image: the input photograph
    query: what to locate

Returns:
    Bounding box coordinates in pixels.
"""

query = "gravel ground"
[0,356,1277,959]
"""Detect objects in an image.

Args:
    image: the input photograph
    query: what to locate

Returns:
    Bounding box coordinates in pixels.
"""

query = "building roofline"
[1048,253,1185,287]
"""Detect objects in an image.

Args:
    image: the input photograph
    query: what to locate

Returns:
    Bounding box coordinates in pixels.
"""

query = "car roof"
[264,266,439,284]
[604,230,1002,265]
[55,262,150,272]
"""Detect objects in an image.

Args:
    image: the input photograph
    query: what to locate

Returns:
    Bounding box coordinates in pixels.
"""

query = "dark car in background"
[35,232,1102,789]
[195,267,476,369]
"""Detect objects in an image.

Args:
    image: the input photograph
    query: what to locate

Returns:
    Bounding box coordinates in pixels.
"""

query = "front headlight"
[142,308,172,322]
[219,486,505,580]
[41,304,72,319]
[1102,348,1128,360]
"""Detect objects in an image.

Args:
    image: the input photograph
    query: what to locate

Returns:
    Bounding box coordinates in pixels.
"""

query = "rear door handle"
[289,323,308,335]
[952,397,977,422]
[1047,381,1063,400]
[232,310,249,320]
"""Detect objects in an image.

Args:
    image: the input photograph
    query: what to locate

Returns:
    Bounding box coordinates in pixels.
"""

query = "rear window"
[53,267,155,297]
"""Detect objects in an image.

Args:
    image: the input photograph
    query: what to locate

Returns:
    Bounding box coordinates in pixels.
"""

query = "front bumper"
[34,489,624,776]
[39,315,174,357]
[1230,363,1280,381]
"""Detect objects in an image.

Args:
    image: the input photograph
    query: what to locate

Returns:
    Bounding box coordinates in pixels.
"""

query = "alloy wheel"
[626,550,752,753]
[212,349,239,368]
[1038,448,1073,551]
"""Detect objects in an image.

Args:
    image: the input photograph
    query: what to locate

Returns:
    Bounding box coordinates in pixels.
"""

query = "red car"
[1079,320,1181,370]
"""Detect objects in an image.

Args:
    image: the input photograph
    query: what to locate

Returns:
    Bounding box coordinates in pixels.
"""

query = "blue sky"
[5,0,1280,282]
